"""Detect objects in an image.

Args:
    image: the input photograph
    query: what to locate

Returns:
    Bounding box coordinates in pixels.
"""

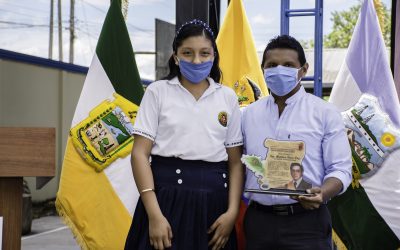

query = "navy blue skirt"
[124,155,237,250]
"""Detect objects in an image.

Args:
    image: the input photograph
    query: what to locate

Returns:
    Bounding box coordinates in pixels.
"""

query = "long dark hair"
[164,19,222,82]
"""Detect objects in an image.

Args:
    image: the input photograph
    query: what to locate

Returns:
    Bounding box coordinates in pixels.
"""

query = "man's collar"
[269,86,306,104]
[285,86,306,104]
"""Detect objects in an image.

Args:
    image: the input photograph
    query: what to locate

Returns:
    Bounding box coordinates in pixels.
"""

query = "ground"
[21,216,79,250]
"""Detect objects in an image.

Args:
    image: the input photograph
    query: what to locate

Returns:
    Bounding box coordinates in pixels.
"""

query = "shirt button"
[222,173,226,178]
[178,179,183,184]
[224,183,227,188]
[176,169,181,174]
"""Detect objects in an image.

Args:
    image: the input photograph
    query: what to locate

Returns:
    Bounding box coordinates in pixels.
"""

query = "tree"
[374,0,391,46]
[324,0,391,48]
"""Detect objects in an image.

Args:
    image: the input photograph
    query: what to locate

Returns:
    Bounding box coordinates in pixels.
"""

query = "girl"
[125,19,243,250]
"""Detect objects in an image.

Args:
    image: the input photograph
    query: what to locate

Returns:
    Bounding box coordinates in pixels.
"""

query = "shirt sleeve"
[132,85,159,141]
[225,93,243,148]
[322,107,352,195]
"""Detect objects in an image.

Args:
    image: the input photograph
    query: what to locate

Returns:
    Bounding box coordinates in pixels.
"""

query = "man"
[241,35,352,250]
[284,163,312,191]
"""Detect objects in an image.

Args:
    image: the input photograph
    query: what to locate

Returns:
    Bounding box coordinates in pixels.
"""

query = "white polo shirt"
[133,76,243,162]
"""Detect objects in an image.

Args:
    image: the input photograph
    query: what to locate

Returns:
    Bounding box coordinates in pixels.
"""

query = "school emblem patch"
[218,111,228,127]
[70,93,139,172]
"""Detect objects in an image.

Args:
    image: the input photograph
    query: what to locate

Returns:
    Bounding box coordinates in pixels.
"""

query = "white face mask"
[264,65,302,96]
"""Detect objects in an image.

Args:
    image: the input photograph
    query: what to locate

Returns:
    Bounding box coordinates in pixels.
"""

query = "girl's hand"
[207,210,237,250]
[148,214,173,250]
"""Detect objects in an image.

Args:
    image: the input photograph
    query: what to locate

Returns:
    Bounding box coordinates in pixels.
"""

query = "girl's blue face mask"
[264,65,302,96]
[178,58,213,84]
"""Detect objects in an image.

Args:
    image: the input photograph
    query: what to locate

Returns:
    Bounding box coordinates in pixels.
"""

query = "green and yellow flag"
[56,0,144,249]
[216,0,268,107]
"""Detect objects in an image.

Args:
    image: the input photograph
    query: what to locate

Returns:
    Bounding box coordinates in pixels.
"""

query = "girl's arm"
[208,146,244,250]
[226,146,244,216]
[131,135,172,250]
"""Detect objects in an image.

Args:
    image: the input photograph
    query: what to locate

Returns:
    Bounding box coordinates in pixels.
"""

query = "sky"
[0,0,392,80]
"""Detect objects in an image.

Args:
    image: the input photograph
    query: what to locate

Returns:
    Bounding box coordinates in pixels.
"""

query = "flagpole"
[49,0,54,59]
[69,0,75,63]
[57,0,63,61]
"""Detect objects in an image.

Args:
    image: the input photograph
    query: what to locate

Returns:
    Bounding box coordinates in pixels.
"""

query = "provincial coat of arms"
[70,93,139,172]
[342,94,400,187]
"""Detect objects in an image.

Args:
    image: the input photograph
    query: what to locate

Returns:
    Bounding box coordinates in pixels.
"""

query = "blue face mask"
[178,59,213,84]
[264,65,301,96]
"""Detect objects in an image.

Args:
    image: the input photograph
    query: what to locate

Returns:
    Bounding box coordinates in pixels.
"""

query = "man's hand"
[292,187,324,209]
[290,177,344,210]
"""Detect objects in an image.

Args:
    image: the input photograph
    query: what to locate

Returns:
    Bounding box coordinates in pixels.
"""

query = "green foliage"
[324,5,361,48]
[381,3,392,47]
[324,2,391,48]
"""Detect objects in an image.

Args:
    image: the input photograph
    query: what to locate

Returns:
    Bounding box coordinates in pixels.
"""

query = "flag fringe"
[332,229,347,250]
[55,197,89,250]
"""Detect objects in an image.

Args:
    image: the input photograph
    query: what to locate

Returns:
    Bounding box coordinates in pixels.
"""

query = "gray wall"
[0,58,85,202]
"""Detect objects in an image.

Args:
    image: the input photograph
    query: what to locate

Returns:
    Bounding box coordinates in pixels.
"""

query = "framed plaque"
[243,139,313,196]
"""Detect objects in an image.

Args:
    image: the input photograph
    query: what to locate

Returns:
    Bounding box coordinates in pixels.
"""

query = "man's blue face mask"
[178,58,213,84]
[264,65,302,96]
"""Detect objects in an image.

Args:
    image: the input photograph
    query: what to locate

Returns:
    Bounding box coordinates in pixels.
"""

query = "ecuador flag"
[216,0,268,107]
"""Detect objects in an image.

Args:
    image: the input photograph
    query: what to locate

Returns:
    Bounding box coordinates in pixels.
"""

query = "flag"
[56,0,144,249]
[216,0,268,249]
[394,0,400,96]
[329,0,400,249]
[216,0,268,107]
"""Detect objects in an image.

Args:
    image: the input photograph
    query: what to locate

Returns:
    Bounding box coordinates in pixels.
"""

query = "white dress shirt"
[242,86,352,205]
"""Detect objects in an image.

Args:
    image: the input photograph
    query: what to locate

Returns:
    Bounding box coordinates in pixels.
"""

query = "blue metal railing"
[280,0,323,97]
